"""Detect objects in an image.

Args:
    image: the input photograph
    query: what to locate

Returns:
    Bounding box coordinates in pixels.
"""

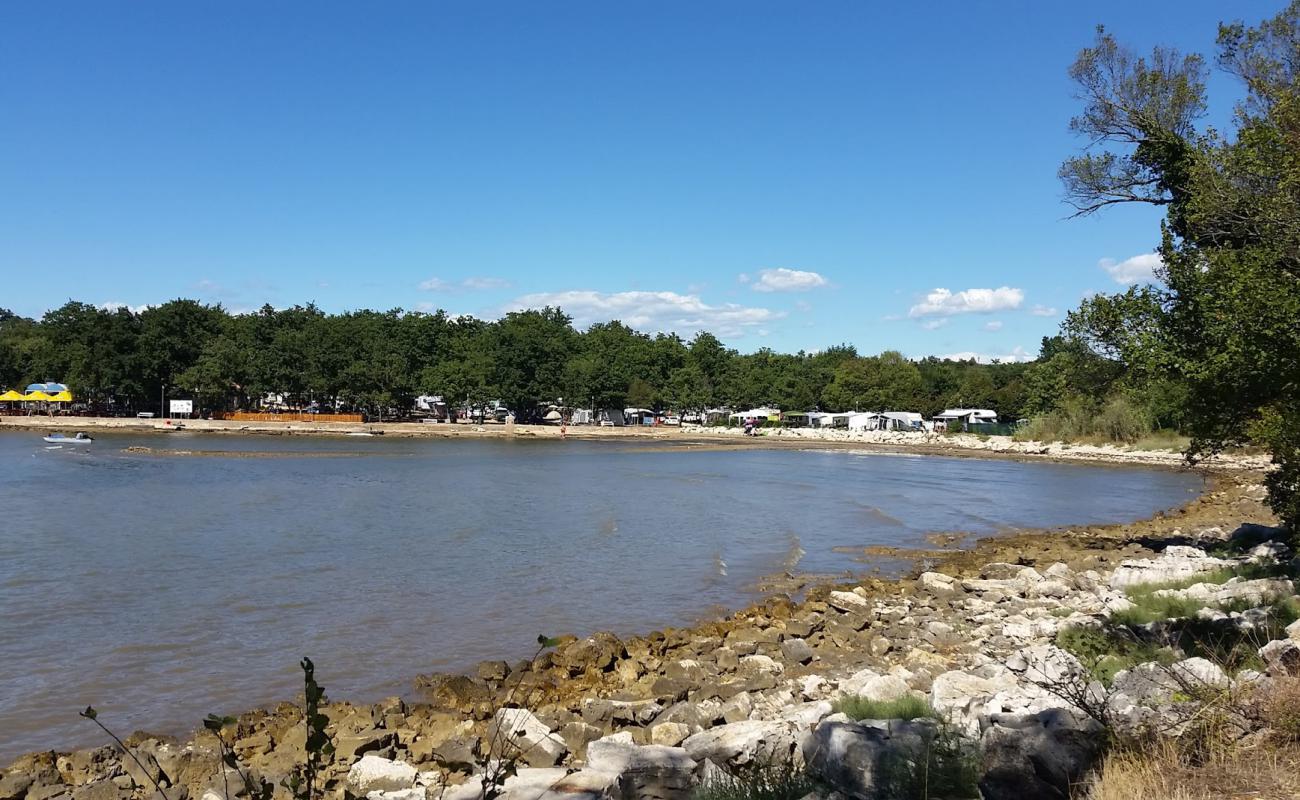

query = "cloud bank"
[909,286,1024,317]
[749,268,828,293]
[504,290,784,337]
[1099,253,1161,285]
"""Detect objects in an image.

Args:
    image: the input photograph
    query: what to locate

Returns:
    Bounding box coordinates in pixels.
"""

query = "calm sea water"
[0,431,1201,759]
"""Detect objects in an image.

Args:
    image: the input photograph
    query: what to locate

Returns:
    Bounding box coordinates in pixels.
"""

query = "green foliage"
[692,760,818,800]
[1055,626,1177,686]
[1058,4,1300,528]
[1015,394,1154,444]
[285,657,333,800]
[832,694,935,722]
[0,303,1041,421]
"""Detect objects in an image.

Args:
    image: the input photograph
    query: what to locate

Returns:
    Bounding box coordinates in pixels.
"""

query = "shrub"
[1260,676,1300,742]
[1013,394,1155,444]
[1054,625,1176,686]
[832,694,934,721]
[693,760,818,800]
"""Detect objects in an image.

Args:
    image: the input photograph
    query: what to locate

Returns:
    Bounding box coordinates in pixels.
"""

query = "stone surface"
[486,708,567,767]
[345,755,418,795]
[979,709,1103,800]
[681,720,799,768]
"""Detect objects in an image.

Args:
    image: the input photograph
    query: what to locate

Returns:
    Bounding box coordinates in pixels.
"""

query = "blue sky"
[0,2,1273,360]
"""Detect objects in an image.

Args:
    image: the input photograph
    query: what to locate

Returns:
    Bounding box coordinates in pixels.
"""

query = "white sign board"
[169,399,193,414]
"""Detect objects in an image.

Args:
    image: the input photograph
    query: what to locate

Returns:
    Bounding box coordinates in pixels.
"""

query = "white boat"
[43,432,93,444]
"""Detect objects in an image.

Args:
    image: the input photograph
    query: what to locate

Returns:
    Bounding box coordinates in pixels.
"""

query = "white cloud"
[1099,253,1161,285]
[750,268,828,293]
[419,276,512,292]
[503,290,784,337]
[921,319,949,330]
[1030,305,1058,317]
[98,301,151,314]
[908,286,1023,317]
[460,276,512,290]
[983,320,1003,331]
[794,300,812,313]
[737,273,751,284]
[936,345,1033,364]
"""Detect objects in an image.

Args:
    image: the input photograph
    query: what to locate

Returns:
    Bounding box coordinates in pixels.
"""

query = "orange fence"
[212,412,364,423]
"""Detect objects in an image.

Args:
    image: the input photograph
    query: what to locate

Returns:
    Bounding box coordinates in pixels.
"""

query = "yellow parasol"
[23,391,54,401]
[47,391,73,402]
[0,390,23,401]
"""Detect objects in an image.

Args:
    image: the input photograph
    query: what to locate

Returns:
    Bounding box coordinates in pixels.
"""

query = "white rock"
[649,722,691,747]
[487,708,567,766]
[366,790,424,800]
[919,572,956,593]
[839,669,909,703]
[740,654,784,674]
[682,720,799,767]
[828,591,868,610]
[1171,657,1229,688]
[347,755,418,795]
[798,674,830,700]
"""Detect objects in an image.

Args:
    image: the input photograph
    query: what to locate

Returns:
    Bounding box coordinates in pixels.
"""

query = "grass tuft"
[832,694,935,721]
[692,761,818,800]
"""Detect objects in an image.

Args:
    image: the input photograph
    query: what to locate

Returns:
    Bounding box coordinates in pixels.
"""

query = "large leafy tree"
[1061,3,1300,527]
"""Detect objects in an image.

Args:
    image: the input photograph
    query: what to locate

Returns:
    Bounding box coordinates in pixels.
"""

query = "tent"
[47,391,73,403]
[23,391,54,401]
[0,390,23,401]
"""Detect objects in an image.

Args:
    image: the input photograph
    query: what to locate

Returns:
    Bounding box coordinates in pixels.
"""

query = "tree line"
[0,301,1057,420]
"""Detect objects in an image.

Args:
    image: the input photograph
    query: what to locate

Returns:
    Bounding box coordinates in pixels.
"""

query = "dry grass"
[1084,737,1300,800]
[1259,676,1300,743]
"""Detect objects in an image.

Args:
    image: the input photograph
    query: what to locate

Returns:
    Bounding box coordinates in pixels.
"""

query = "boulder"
[681,720,799,768]
[1260,639,1300,676]
[486,708,567,767]
[649,723,691,748]
[801,719,937,800]
[780,638,815,665]
[584,736,696,799]
[556,633,625,674]
[838,670,909,704]
[918,572,956,594]
[978,709,1103,800]
[827,591,868,612]
[345,755,418,795]
[1153,578,1294,608]
[1110,547,1232,588]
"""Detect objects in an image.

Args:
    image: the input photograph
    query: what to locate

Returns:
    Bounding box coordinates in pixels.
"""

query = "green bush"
[1054,625,1177,685]
[1013,393,1155,444]
[833,694,935,721]
[693,761,818,800]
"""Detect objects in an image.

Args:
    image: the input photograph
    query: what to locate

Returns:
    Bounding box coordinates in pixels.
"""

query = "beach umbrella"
[48,391,73,402]
[0,390,23,401]
[23,391,54,401]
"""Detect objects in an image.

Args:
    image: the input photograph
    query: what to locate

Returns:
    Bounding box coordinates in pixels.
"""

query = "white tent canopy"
[728,407,780,420]
[935,408,998,423]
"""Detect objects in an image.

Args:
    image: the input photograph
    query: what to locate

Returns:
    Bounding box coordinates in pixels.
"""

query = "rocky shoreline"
[3,468,1297,799]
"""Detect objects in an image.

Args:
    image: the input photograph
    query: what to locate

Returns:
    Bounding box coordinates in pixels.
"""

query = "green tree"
[1060,3,1300,527]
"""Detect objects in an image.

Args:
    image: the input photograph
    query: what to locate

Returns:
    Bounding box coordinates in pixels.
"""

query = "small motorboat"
[43,432,94,444]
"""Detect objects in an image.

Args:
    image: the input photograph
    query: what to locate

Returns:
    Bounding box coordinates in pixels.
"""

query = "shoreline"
[1,453,1277,780]
[0,414,1272,471]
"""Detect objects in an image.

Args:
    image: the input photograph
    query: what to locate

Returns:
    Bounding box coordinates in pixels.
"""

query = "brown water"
[0,431,1201,760]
